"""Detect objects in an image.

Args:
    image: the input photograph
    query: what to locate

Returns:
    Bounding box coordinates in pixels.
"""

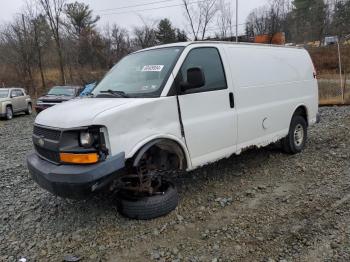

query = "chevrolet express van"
[27,42,319,219]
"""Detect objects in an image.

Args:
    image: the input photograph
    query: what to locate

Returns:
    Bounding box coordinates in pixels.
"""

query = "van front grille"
[33,125,61,141]
[34,144,60,164]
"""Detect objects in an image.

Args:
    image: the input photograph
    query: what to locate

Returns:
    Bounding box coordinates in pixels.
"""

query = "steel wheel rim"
[294,124,304,147]
[28,105,32,114]
[7,108,12,119]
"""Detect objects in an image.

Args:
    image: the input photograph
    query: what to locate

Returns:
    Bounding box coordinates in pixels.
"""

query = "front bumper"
[27,152,125,199]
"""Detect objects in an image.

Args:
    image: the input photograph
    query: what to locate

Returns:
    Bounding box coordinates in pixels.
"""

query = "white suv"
[27,42,319,219]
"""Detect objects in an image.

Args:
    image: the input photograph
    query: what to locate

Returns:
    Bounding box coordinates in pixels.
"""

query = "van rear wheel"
[282,115,307,154]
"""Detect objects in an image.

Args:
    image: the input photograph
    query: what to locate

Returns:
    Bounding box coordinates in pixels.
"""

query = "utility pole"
[236,0,238,43]
[336,38,343,103]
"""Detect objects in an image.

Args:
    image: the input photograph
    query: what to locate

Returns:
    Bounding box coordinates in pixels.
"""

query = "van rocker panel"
[27,152,125,199]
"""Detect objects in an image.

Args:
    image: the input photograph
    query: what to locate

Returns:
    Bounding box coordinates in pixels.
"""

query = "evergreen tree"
[64,2,100,67]
[65,1,100,36]
[332,0,350,38]
[176,29,188,42]
[292,0,326,42]
[156,19,177,44]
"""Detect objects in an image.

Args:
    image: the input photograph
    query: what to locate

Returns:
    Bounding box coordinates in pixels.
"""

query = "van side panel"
[93,96,193,169]
[226,45,318,151]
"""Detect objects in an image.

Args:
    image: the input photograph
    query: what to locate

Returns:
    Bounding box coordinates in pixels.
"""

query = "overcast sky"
[0,0,267,36]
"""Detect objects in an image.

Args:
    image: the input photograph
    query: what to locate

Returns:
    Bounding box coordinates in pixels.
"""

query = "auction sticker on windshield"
[142,65,164,72]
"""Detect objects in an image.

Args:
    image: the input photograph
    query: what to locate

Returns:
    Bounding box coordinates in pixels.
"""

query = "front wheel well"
[127,139,188,172]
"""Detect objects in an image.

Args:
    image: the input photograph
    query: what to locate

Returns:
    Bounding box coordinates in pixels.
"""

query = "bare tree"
[245,0,291,38]
[217,0,234,38]
[133,26,156,49]
[199,0,218,40]
[25,1,51,92]
[0,15,38,91]
[39,0,66,84]
[246,6,270,36]
[182,0,218,40]
[111,25,130,61]
[101,23,114,68]
[182,0,201,40]
[268,0,291,35]
[32,16,48,92]
[132,17,156,49]
[20,14,35,91]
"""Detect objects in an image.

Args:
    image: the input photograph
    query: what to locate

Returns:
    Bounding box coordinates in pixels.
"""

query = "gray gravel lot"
[1,107,350,262]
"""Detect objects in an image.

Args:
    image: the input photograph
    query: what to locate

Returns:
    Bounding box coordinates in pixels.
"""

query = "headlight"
[36,100,43,104]
[79,131,94,147]
[59,126,109,164]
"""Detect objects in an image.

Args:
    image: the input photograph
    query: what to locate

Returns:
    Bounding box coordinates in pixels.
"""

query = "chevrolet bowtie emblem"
[38,138,45,147]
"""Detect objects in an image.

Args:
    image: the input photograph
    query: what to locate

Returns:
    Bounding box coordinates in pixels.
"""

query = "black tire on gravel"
[117,181,179,220]
[25,103,32,115]
[5,106,13,120]
[281,115,307,154]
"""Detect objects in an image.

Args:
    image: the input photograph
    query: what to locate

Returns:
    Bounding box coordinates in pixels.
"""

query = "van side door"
[176,47,237,167]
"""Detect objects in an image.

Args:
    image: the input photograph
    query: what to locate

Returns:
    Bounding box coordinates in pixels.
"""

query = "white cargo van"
[27,42,319,219]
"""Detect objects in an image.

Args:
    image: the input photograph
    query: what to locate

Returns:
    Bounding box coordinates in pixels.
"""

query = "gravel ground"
[1,106,350,262]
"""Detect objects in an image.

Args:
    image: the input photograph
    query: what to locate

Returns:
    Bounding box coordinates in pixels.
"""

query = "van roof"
[139,41,304,52]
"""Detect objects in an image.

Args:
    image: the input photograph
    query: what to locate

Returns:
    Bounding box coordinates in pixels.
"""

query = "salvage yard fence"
[318,74,350,105]
[308,45,350,105]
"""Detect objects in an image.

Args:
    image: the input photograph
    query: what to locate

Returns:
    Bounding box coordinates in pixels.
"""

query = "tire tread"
[117,183,179,220]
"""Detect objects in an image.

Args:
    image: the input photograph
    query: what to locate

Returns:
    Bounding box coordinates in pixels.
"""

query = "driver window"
[178,47,227,94]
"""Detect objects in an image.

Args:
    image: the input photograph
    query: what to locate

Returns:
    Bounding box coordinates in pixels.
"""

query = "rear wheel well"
[293,106,308,125]
[127,139,187,172]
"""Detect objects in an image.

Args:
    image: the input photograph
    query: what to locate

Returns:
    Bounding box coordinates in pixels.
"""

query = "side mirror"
[180,67,205,92]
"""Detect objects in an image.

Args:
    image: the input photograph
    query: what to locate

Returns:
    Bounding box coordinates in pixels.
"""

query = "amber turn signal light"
[60,152,99,164]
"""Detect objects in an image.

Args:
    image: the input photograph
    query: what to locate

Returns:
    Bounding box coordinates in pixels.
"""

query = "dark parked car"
[35,85,83,113]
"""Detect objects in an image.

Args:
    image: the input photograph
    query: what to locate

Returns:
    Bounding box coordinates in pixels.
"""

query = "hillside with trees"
[0,0,349,96]
[246,0,350,44]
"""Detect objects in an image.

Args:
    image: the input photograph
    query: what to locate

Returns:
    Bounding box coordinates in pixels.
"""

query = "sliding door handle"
[229,92,234,108]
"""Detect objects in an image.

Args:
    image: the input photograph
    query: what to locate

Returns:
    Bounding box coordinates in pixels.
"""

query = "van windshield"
[93,47,184,98]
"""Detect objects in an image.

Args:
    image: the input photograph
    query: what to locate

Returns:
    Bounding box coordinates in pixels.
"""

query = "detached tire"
[117,181,179,220]
[282,115,307,154]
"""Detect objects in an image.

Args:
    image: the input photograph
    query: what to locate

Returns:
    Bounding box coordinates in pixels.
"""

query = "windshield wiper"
[100,89,129,98]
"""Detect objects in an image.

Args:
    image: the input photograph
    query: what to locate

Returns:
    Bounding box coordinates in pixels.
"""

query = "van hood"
[35,98,135,128]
